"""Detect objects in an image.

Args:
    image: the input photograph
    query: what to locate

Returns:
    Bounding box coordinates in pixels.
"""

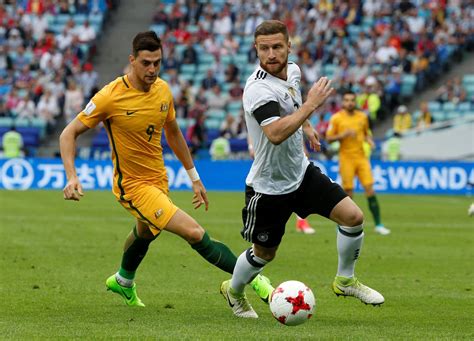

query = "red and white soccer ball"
[269,280,315,326]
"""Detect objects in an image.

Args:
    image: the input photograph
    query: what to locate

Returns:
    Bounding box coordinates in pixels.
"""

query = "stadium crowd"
[0,0,473,158]
[0,0,116,154]
[150,0,473,157]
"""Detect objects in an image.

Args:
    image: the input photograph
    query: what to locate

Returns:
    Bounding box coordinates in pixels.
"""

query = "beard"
[260,55,288,77]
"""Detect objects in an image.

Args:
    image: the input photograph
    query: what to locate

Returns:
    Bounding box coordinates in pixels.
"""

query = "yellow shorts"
[118,183,179,236]
[339,156,374,190]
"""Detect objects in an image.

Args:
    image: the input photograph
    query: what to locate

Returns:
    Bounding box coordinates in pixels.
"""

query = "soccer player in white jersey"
[220,20,384,319]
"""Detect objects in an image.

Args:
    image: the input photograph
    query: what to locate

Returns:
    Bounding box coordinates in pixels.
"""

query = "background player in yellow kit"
[59,31,272,307]
[326,91,391,235]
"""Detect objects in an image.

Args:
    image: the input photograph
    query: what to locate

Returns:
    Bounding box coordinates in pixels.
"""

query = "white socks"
[115,272,134,287]
[231,247,268,294]
[337,224,364,278]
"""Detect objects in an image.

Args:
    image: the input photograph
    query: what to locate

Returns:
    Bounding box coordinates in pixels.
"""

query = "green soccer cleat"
[332,276,384,306]
[250,274,274,304]
[220,280,258,318]
[106,275,145,307]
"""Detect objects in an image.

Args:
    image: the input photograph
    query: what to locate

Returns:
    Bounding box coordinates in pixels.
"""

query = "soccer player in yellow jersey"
[59,31,273,307]
[326,91,391,235]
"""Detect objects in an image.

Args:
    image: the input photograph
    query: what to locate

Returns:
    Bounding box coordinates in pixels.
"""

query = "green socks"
[367,195,382,226]
[191,232,237,274]
[119,226,157,281]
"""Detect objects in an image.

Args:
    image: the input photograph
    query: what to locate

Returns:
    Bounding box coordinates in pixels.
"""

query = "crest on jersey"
[83,100,96,115]
[160,102,169,112]
[288,87,296,97]
[155,209,163,219]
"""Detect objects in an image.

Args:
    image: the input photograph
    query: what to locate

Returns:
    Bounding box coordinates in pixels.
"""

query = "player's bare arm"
[326,128,356,143]
[262,77,333,145]
[164,119,209,210]
[59,118,90,201]
[302,120,321,152]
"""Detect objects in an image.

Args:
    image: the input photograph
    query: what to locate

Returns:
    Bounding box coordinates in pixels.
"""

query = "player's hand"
[191,179,209,211]
[63,176,84,201]
[306,77,334,111]
[303,125,321,152]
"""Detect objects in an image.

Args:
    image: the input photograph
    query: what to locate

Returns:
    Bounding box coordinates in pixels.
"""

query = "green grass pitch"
[1,190,473,339]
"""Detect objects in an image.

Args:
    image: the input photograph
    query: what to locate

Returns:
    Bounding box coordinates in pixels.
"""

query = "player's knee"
[253,245,276,262]
[344,207,364,227]
[184,225,205,244]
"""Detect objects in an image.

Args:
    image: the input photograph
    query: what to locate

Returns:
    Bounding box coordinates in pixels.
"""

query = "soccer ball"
[468,203,474,217]
[269,280,315,326]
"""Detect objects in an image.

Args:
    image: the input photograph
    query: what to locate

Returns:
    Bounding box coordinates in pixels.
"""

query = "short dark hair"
[254,20,289,41]
[132,31,162,57]
[343,90,357,98]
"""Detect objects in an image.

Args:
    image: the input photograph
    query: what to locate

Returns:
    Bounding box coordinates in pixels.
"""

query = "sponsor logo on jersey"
[160,102,168,112]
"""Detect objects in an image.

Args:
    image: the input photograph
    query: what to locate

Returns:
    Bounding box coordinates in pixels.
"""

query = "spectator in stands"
[2,125,23,158]
[169,2,185,30]
[48,73,66,111]
[219,113,238,139]
[384,66,402,110]
[58,1,71,14]
[0,100,8,117]
[12,46,31,71]
[436,78,453,103]
[152,4,167,26]
[203,34,221,58]
[382,132,401,161]
[451,76,467,104]
[186,111,207,156]
[56,27,73,51]
[224,63,239,84]
[358,77,381,122]
[37,88,59,129]
[393,105,412,134]
[221,33,239,56]
[315,111,331,159]
[31,12,48,41]
[39,46,63,72]
[350,56,369,85]
[416,101,433,131]
[174,20,192,42]
[411,48,429,89]
[185,0,203,25]
[201,69,218,90]
[7,28,23,49]
[206,84,229,111]
[78,62,98,101]
[167,72,182,99]
[229,80,243,100]
[15,93,36,120]
[181,41,198,64]
[64,79,83,123]
[75,20,96,44]
[210,131,231,160]
[162,46,180,72]
[213,10,232,36]
[244,10,264,35]
[5,87,20,115]
[14,65,34,90]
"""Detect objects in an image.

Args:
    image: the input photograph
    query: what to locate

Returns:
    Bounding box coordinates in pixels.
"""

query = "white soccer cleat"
[333,277,385,306]
[468,203,474,217]
[220,280,258,318]
[375,225,391,235]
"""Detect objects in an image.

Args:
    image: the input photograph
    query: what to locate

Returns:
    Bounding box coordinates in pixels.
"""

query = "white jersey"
[243,62,309,195]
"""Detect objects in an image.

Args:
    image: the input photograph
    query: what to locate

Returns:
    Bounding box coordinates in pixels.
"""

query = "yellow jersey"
[326,109,369,158]
[78,75,176,200]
